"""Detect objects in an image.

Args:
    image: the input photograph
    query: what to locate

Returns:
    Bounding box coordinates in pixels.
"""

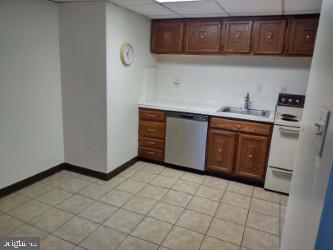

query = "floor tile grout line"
[240,187,255,249]
[199,180,231,249]
[2,162,285,249]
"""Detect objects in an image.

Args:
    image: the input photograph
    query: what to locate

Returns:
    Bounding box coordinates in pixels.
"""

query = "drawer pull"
[146,151,156,155]
[235,124,242,129]
[218,148,223,153]
[249,154,254,159]
[147,141,156,145]
[147,113,157,117]
[147,128,156,132]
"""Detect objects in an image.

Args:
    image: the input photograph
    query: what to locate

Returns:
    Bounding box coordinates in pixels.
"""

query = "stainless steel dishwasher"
[165,112,208,171]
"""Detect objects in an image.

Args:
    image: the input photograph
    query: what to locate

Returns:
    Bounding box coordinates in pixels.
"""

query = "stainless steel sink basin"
[217,106,270,117]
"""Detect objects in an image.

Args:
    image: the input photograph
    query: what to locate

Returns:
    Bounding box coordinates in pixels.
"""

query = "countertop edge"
[138,103,275,124]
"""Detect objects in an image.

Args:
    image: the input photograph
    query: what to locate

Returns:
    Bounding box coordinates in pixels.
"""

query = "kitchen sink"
[217,106,271,117]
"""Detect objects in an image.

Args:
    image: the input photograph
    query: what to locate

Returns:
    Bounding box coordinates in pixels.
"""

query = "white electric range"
[265,93,305,194]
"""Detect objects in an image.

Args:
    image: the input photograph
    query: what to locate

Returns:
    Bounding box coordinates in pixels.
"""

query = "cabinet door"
[235,134,268,181]
[222,20,252,54]
[253,20,286,55]
[151,21,184,54]
[206,129,236,174]
[184,21,221,53]
[288,18,318,56]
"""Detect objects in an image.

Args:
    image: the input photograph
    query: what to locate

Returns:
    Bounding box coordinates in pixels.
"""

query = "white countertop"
[139,101,275,123]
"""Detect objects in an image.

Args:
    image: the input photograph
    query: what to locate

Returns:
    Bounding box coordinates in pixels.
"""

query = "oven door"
[268,125,300,171]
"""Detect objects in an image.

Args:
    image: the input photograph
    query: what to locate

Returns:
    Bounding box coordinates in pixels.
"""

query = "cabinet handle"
[305,35,311,39]
[164,35,168,39]
[234,32,241,41]
[199,32,208,39]
[218,148,223,153]
[249,154,254,159]
[235,124,242,129]
[147,128,156,132]
[265,31,273,41]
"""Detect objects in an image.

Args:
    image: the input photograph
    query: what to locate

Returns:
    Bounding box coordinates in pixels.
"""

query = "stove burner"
[281,117,299,122]
[281,114,297,119]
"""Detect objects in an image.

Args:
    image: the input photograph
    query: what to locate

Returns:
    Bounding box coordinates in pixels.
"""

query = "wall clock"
[120,43,134,66]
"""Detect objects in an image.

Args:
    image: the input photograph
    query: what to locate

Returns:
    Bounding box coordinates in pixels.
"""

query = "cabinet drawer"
[139,137,164,150]
[139,121,165,139]
[140,109,166,122]
[139,147,164,161]
[210,117,271,136]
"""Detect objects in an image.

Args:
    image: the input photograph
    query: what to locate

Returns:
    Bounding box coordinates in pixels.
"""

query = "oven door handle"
[279,127,300,135]
[272,168,293,176]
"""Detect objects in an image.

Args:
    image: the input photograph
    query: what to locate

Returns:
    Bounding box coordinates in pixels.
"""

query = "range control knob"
[296,99,300,103]
[288,98,293,103]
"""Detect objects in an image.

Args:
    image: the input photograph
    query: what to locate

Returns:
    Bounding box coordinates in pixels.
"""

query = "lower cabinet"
[235,134,269,181]
[206,117,272,183]
[206,129,236,174]
[138,108,166,161]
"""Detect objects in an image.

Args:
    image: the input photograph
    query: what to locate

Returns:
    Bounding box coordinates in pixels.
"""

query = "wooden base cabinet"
[206,129,236,174]
[235,134,269,181]
[206,117,272,183]
[138,108,166,161]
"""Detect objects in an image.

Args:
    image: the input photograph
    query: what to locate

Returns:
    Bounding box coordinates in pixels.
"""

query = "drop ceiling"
[52,0,322,19]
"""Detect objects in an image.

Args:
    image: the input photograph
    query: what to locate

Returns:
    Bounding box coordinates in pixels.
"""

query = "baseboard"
[106,157,138,180]
[0,157,138,198]
[0,163,65,198]
[64,157,138,181]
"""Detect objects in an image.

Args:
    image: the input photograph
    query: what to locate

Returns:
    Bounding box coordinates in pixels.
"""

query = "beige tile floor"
[0,161,288,250]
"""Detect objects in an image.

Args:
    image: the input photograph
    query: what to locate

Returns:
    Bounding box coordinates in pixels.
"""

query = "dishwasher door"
[165,112,208,171]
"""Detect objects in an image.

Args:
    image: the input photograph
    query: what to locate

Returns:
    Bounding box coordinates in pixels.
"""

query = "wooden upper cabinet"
[222,20,252,54]
[184,21,222,53]
[206,129,236,174]
[235,134,268,181]
[288,18,318,56]
[253,19,286,55]
[151,21,184,54]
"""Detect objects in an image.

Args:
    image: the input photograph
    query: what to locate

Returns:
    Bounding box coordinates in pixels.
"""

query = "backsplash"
[154,55,311,111]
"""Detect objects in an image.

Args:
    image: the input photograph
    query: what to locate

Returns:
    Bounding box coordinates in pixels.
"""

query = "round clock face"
[120,43,134,65]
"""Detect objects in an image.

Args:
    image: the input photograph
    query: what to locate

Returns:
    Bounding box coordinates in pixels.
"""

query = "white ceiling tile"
[162,1,226,15]
[124,3,175,16]
[108,0,154,6]
[217,0,282,15]
[284,0,322,13]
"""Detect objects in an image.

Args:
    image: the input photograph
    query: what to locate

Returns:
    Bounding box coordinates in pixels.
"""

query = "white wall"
[157,55,311,111]
[59,2,108,173]
[106,3,157,172]
[0,0,64,189]
[281,0,333,249]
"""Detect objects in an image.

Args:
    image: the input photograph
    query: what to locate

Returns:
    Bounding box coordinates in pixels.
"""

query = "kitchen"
[1,0,332,250]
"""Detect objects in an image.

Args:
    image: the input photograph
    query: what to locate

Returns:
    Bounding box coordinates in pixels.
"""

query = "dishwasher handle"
[167,111,209,122]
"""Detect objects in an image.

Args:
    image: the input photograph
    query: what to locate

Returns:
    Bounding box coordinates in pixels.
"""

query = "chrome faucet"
[244,93,250,110]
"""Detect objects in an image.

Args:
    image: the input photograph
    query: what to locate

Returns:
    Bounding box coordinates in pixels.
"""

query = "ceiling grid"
[51,0,322,18]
